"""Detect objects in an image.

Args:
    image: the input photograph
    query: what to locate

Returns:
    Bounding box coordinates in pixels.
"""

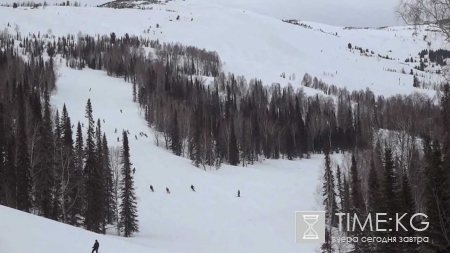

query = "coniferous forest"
[1,28,450,251]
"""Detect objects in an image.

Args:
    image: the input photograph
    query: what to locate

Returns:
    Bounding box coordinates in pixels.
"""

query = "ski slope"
[0,0,447,98]
[41,65,341,253]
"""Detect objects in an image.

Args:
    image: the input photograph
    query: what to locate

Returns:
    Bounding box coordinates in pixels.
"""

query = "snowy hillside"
[0,204,156,253]
[0,0,447,98]
[0,1,447,252]
[52,65,335,253]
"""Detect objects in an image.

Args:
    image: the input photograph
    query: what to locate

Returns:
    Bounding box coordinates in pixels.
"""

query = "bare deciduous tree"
[110,146,122,235]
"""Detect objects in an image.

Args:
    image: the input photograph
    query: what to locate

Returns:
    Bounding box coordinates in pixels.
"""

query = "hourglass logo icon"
[295,211,325,243]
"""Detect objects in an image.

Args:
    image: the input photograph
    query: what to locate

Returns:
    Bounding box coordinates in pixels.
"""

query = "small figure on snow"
[191,185,195,192]
[92,240,99,253]
[127,130,130,134]
[150,185,154,192]
[120,109,123,113]
[115,128,117,133]
[82,123,84,128]
[166,187,170,194]
[145,133,148,137]
[117,137,120,142]
[135,135,138,140]
[237,190,240,197]
[133,167,136,174]
[89,88,91,91]
[103,119,105,123]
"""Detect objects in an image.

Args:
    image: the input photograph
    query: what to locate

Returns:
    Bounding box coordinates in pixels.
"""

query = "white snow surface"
[0,1,447,98]
[0,65,341,253]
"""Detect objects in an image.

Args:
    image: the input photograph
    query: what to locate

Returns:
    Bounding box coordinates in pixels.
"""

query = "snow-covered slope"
[45,65,340,253]
[0,1,447,98]
[0,204,160,253]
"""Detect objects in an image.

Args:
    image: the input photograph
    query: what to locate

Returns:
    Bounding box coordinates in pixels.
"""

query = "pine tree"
[52,110,62,221]
[95,119,106,234]
[16,83,32,212]
[103,133,115,226]
[382,148,401,253]
[367,159,382,252]
[422,138,450,250]
[171,110,182,156]
[37,91,55,219]
[285,125,295,160]
[401,167,419,253]
[71,121,84,226]
[228,120,239,166]
[119,131,139,237]
[323,152,338,227]
[84,99,102,233]
[349,154,368,252]
[4,136,17,208]
[295,97,307,157]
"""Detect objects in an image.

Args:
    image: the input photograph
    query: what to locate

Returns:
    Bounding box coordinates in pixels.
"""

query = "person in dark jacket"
[191,185,195,192]
[237,190,240,197]
[166,187,170,194]
[92,240,99,253]
[150,185,154,192]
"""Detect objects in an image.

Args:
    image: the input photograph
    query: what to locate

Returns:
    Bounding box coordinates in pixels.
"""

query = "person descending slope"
[92,240,99,253]
[166,187,170,194]
[237,190,240,197]
[191,185,195,192]
[150,185,154,192]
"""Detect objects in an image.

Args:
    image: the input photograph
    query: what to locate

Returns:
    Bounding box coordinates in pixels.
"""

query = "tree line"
[322,84,450,252]
[0,31,138,237]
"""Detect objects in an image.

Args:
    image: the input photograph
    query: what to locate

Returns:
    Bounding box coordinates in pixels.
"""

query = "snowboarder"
[150,185,154,192]
[92,240,99,253]
[191,185,195,192]
[166,187,170,194]
[237,190,240,197]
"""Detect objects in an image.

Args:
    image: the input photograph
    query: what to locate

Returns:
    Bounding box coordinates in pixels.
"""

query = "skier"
[120,109,123,113]
[127,130,130,134]
[150,185,154,192]
[117,137,119,142]
[89,88,91,91]
[166,187,170,194]
[191,185,195,192]
[103,119,105,123]
[145,133,148,137]
[92,240,99,253]
[133,167,136,174]
[135,135,137,140]
[115,128,117,133]
[237,190,240,197]
[82,123,84,127]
